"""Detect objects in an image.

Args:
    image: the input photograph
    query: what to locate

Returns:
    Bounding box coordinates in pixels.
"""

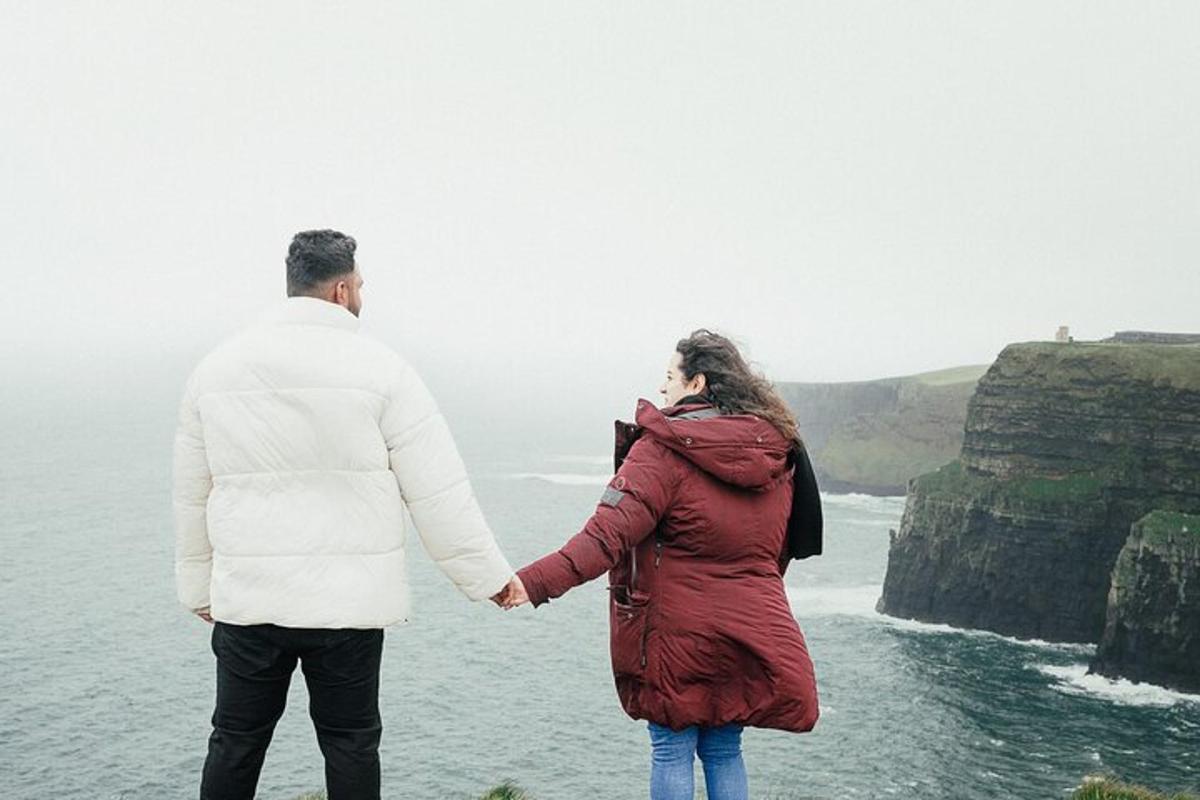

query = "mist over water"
[1,371,1197,799]
[4,3,1199,794]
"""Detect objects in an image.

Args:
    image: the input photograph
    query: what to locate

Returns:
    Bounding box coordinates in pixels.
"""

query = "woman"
[502,329,820,800]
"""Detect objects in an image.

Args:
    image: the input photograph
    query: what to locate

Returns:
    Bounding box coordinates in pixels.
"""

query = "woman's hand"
[491,575,530,609]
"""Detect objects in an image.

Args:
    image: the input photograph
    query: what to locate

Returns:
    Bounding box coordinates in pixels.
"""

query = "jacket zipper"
[641,538,664,668]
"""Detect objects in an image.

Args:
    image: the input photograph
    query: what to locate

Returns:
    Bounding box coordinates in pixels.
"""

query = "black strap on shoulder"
[785,443,823,561]
[613,421,643,472]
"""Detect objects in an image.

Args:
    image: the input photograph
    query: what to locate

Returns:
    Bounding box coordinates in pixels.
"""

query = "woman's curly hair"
[675,329,800,445]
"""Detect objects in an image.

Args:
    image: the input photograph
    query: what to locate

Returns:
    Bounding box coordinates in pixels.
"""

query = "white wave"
[1033,663,1200,708]
[786,586,1095,653]
[882,617,1097,654]
[829,517,900,528]
[787,584,885,618]
[820,492,908,514]
[508,472,611,487]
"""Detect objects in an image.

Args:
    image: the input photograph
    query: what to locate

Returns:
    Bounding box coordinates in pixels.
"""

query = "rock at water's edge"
[1090,511,1200,694]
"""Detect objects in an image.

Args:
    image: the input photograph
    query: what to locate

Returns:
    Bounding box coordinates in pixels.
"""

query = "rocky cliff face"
[878,341,1200,645]
[1090,511,1200,692]
[778,365,986,495]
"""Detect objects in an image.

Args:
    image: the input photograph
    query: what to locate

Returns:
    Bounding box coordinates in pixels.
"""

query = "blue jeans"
[648,722,748,800]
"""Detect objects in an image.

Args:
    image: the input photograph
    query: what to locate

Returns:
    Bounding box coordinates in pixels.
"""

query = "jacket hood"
[633,398,793,490]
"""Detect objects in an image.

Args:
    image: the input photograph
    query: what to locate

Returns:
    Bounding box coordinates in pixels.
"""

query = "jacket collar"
[261,297,360,331]
[674,393,712,409]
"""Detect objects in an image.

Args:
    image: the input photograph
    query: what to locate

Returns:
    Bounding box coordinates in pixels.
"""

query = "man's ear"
[690,373,707,394]
[333,280,348,306]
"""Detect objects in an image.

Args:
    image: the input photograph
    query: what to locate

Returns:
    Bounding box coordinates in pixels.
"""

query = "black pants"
[200,622,384,800]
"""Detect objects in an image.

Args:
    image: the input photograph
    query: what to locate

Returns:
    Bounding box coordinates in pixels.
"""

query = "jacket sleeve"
[517,438,678,607]
[173,376,213,611]
[381,360,514,601]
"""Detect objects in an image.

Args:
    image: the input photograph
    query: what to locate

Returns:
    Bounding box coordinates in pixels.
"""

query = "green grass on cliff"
[915,460,1106,505]
[911,461,985,496]
[1073,776,1200,800]
[1011,472,1105,502]
[818,426,958,491]
[909,363,991,386]
[1133,510,1200,546]
[1001,341,1200,391]
[290,776,1200,800]
[779,363,986,490]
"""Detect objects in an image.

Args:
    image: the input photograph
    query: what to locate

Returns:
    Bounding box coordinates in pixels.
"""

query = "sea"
[1,370,1197,800]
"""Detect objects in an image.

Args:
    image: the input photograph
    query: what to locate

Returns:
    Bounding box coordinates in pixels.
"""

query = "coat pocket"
[609,587,650,677]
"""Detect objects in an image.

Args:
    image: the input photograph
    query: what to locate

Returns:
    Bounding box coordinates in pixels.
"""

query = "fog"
[2,2,1197,444]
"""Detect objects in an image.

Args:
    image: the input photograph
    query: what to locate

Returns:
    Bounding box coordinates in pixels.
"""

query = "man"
[173,229,520,799]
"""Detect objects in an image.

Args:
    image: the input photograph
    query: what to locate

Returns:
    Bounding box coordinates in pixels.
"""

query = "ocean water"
[1,379,1198,800]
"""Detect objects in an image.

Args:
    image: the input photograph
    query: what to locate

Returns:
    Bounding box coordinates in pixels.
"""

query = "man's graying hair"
[287,229,357,296]
[675,329,801,446]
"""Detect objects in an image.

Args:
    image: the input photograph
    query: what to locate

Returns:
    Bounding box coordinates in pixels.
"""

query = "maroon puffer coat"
[517,399,820,733]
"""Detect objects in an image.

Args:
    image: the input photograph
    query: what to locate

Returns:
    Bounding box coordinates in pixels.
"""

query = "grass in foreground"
[1073,776,1200,800]
[294,776,1200,800]
[478,783,530,800]
[291,783,528,800]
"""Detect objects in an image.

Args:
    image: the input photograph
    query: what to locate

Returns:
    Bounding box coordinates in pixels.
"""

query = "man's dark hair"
[286,229,357,295]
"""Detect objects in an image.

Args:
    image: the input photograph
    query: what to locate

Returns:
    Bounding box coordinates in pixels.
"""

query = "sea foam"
[786,585,1095,654]
[819,492,908,514]
[787,584,886,618]
[1033,663,1200,708]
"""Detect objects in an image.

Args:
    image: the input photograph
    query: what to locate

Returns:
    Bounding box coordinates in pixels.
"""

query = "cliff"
[778,364,987,495]
[1104,330,1200,345]
[878,341,1200,645]
[1090,511,1200,692]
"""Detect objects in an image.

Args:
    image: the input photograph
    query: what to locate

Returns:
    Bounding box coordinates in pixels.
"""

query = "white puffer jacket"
[173,297,513,628]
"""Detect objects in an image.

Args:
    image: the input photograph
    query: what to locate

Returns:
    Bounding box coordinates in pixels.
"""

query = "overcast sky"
[2,2,1197,422]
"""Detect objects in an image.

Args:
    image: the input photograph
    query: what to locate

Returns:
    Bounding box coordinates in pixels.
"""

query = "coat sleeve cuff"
[176,559,212,611]
[517,563,552,607]
[462,548,516,602]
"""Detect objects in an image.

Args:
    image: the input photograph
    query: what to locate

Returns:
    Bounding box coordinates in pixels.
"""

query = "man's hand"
[195,607,213,624]
[490,576,530,610]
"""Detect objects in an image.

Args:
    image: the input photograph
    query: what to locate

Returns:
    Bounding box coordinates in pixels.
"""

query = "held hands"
[490,575,530,610]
